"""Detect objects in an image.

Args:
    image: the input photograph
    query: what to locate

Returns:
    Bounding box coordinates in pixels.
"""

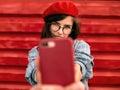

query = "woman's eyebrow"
[56,22,72,26]
[64,24,73,27]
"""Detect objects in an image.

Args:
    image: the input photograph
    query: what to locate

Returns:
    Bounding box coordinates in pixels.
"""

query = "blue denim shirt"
[25,40,94,90]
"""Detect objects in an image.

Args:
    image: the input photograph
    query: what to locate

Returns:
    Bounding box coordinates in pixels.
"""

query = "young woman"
[25,1,94,90]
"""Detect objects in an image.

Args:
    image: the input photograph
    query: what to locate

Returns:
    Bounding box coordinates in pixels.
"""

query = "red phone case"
[39,38,75,86]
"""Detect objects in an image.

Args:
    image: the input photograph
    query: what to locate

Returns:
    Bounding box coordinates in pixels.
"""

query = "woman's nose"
[58,27,64,34]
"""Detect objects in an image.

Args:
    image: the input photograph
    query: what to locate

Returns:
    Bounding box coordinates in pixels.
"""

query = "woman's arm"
[74,40,94,80]
[74,63,82,82]
[25,46,39,85]
[74,40,94,90]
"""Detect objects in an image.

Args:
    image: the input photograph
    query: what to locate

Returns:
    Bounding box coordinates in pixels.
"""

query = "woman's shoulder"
[29,46,38,51]
[74,39,90,47]
[73,39,91,54]
[29,46,38,54]
[28,46,39,62]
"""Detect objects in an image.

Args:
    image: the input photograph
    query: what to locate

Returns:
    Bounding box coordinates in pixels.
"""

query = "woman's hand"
[65,82,85,90]
[30,84,64,90]
[74,64,82,82]
[30,82,85,90]
[35,57,41,83]
[33,57,85,90]
[35,58,82,83]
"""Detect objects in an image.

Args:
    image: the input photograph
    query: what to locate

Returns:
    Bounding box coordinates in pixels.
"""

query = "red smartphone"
[39,38,75,86]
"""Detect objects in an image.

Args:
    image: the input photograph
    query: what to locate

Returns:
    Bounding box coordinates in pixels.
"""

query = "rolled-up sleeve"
[74,40,94,80]
[25,46,38,85]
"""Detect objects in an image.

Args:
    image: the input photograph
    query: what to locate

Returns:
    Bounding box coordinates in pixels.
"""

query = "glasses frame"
[50,22,72,35]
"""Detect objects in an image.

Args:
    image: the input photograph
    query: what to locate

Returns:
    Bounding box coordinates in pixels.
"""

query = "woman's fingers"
[65,82,85,90]
[42,85,64,90]
[30,84,64,90]
[30,84,41,90]
[30,82,85,90]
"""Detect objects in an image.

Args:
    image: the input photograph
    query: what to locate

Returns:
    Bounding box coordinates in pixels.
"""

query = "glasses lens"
[63,26,72,35]
[51,22,59,31]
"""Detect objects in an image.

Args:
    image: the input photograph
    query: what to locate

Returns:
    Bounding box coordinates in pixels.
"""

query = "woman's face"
[50,16,73,38]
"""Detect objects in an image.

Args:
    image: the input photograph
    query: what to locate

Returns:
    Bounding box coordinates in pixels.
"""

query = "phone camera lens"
[42,42,48,46]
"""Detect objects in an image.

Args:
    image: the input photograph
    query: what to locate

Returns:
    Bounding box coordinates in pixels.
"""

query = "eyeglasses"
[50,22,72,35]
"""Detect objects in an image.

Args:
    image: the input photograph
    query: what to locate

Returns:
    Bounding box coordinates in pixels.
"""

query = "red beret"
[43,1,79,19]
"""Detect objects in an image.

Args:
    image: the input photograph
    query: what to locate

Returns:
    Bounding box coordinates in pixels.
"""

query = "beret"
[43,1,79,19]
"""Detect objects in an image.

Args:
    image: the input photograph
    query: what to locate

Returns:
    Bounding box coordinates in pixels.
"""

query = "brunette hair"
[41,14,80,40]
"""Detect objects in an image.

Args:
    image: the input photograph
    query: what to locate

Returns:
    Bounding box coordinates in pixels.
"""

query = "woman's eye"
[65,25,71,29]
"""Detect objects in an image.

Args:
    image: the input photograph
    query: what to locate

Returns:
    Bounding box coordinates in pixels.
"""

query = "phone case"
[39,38,75,86]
